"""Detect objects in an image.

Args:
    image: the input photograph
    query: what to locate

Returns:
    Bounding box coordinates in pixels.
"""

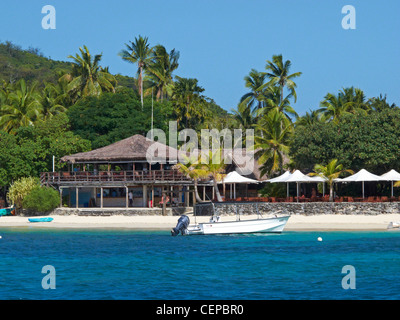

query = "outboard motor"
[171,215,190,236]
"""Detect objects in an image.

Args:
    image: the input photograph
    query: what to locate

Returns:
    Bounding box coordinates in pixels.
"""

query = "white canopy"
[380,169,400,181]
[335,169,381,198]
[265,171,292,183]
[220,171,259,184]
[338,169,381,182]
[284,170,315,183]
[380,169,400,197]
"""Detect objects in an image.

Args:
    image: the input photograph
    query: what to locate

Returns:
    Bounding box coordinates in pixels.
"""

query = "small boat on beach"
[28,217,54,223]
[171,203,290,236]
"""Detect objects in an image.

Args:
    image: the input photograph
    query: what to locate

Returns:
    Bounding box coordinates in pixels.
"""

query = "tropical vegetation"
[0,38,399,205]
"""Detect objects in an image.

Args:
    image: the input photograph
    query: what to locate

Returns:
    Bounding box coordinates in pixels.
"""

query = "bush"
[7,177,40,211]
[22,186,59,213]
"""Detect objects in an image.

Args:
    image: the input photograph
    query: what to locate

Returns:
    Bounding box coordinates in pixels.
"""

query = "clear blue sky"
[1,0,399,115]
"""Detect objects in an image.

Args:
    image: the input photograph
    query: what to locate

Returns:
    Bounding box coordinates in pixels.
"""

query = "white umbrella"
[218,171,259,199]
[265,171,292,197]
[380,169,400,197]
[265,171,292,183]
[337,169,381,198]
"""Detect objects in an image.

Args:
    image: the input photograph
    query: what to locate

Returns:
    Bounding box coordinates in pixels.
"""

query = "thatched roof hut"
[60,134,182,164]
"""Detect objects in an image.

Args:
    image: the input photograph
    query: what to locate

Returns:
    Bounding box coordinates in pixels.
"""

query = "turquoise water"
[0,228,399,300]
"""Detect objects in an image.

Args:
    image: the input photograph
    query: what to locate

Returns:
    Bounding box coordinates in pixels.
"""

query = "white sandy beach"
[1,213,400,231]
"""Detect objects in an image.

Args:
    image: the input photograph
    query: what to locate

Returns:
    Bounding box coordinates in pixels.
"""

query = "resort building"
[41,134,262,209]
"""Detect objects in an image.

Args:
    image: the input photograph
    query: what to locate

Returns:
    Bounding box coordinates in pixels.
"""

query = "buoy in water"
[317,237,323,242]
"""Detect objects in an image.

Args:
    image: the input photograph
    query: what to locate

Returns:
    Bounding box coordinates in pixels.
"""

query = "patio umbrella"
[380,169,400,197]
[218,171,259,199]
[265,171,292,197]
[336,169,381,198]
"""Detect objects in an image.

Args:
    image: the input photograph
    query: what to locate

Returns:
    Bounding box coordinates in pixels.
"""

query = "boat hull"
[28,217,54,223]
[187,216,290,235]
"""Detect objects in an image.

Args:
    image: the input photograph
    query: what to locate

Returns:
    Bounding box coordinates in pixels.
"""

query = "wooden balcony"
[40,170,193,186]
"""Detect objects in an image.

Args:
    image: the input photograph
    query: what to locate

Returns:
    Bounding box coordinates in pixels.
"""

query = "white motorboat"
[171,203,290,236]
[186,215,290,235]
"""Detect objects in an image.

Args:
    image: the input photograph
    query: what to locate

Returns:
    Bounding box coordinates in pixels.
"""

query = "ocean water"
[0,228,399,300]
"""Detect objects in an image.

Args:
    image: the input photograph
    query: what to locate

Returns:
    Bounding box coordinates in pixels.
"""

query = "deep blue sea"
[0,228,399,300]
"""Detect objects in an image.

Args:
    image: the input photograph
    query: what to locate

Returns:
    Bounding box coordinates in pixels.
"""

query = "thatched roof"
[60,134,182,164]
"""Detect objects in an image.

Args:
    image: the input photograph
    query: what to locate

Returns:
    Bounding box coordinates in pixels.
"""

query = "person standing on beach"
[128,191,133,207]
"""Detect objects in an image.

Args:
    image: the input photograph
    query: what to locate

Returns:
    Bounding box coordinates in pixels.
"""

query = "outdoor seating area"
[223,195,400,203]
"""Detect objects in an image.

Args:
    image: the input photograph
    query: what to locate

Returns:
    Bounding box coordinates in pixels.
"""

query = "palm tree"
[309,159,353,202]
[260,85,298,121]
[172,76,206,129]
[264,54,302,103]
[147,44,179,101]
[0,79,42,133]
[173,155,208,202]
[254,109,293,176]
[65,46,116,98]
[240,69,267,111]
[295,109,324,127]
[199,150,226,202]
[39,83,67,120]
[119,35,153,108]
[318,87,370,123]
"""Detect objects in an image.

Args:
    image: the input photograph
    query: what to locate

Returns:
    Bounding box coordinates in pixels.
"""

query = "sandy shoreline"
[1,213,400,231]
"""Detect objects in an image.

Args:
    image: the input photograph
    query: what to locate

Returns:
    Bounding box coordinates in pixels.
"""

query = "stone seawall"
[194,202,400,216]
[50,207,193,216]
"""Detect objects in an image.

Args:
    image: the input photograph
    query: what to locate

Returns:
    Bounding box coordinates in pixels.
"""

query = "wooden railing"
[40,170,192,185]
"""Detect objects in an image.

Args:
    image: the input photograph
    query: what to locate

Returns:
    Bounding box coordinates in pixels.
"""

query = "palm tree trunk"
[213,179,223,202]
[329,182,334,202]
[194,181,203,203]
[140,66,144,109]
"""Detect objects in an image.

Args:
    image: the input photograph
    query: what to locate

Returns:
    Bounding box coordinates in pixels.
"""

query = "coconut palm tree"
[318,87,370,123]
[147,44,179,101]
[0,79,42,133]
[295,109,324,127]
[173,155,208,202]
[119,35,153,108]
[259,85,298,121]
[254,109,293,176]
[172,76,207,129]
[264,54,302,103]
[309,159,353,202]
[199,150,226,202]
[39,83,67,120]
[65,46,116,99]
[240,69,267,111]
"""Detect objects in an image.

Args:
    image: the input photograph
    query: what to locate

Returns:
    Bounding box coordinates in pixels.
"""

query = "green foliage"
[67,90,173,149]
[7,177,40,210]
[22,186,59,212]
[0,114,91,188]
[290,108,400,174]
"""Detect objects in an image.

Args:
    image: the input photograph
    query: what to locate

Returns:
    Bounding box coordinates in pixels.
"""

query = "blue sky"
[0,0,399,115]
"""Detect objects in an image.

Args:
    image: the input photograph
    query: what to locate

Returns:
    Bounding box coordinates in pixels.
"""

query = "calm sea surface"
[0,228,399,300]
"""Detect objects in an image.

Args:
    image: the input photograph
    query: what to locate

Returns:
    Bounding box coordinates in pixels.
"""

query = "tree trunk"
[194,181,203,203]
[140,66,144,109]
[329,182,334,202]
[213,179,223,202]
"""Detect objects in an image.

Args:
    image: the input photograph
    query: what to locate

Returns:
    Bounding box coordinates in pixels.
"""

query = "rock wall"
[194,201,400,216]
[51,207,192,216]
